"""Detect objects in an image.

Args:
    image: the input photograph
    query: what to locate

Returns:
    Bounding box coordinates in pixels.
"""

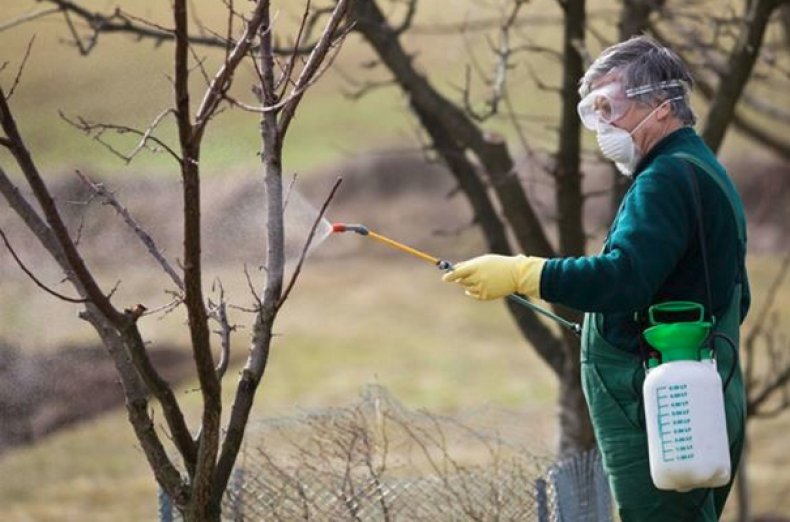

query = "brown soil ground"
[0,341,193,454]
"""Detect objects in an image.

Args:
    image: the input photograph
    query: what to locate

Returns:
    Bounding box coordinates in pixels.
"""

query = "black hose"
[709,332,738,391]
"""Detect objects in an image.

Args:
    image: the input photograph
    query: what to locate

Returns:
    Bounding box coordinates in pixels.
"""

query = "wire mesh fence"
[159,385,611,521]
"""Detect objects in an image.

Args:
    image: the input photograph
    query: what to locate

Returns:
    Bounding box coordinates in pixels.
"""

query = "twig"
[0,226,87,303]
[192,1,269,139]
[61,7,96,55]
[0,7,61,31]
[75,170,185,291]
[59,111,182,164]
[278,0,311,97]
[278,0,351,137]
[142,295,184,318]
[243,263,262,309]
[0,86,124,324]
[208,278,235,379]
[277,177,342,311]
[7,36,36,101]
[392,0,418,35]
[334,65,395,100]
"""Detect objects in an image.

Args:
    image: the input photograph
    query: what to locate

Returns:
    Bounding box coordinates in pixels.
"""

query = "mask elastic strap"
[628,96,683,137]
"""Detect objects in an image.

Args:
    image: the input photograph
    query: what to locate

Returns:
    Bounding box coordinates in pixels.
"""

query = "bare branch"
[192,1,269,141]
[278,0,312,98]
[59,110,182,164]
[172,0,220,512]
[208,279,235,380]
[75,170,185,291]
[334,65,396,100]
[278,0,352,138]
[0,226,87,303]
[0,150,195,486]
[392,0,418,35]
[0,87,124,324]
[0,0,324,57]
[0,6,61,31]
[61,7,97,55]
[745,251,790,417]
[277,177,343,310]
[6,36,36,100]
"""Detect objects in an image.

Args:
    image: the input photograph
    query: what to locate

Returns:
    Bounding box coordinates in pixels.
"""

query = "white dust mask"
[596,122,638,176]
[595,97,681,177]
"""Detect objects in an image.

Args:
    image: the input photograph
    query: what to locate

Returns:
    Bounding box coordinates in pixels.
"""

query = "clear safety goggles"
[577,79,685,130]
[577,82,629,130]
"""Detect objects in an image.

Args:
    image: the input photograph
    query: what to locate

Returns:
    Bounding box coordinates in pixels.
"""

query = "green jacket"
[540,127,750,353]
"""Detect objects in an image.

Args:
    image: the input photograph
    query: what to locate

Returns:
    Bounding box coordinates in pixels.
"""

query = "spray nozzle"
[332,223,370,235]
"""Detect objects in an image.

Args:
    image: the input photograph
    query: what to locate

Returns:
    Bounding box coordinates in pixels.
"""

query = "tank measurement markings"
[656,384,695,462]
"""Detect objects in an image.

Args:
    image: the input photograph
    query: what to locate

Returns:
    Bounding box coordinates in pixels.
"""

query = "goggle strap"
[625,80,685,97]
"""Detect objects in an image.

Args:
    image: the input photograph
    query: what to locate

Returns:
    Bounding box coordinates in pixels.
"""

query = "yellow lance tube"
[365,230,441,265]
[332,222,446,267]
[331,222,580,335]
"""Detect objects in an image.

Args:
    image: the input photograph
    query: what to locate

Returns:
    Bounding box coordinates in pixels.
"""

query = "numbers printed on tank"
[655,384,695,462]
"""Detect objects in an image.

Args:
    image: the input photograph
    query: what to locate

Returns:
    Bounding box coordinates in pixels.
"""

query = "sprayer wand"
[332,223,581,336]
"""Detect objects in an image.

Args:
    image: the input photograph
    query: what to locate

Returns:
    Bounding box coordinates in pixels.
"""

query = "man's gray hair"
[579,35,696,126]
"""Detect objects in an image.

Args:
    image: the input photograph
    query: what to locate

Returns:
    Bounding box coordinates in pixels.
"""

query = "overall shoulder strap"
[671,151,747,325]
[671,152,746,244]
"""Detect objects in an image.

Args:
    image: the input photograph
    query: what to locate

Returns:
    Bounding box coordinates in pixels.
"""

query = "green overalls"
[583,155,746,521]
[581,288,745,520]
[541,129,749,521]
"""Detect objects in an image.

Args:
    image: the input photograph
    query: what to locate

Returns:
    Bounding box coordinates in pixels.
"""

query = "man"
[443,36,749,521]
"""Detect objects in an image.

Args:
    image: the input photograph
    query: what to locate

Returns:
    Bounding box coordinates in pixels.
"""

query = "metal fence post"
[549,449,612,522]
[536,476,550,522]
[230,467,245,521]
[158,486,173,522]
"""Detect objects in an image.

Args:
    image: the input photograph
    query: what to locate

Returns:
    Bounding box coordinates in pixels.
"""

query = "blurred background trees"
[1,0,790,520]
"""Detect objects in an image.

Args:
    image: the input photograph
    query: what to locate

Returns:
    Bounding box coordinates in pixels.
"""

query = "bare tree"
[343,0,790,457]
[4,0,788,500]
[343,0,591,456]
[650,0,790,160]
[0,1,349,520]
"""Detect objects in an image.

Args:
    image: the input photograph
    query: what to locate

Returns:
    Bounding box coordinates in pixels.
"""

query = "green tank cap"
[643,322,711,362]
[643,301,712,362]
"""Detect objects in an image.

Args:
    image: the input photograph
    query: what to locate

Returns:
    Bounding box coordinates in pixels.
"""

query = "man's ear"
[655,100,673,121]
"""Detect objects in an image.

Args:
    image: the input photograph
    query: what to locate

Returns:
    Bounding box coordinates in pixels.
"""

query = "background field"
[1,0,789,521]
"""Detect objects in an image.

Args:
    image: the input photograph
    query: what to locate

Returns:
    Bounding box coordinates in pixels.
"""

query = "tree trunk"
[609,0,667,218]
[558,349,597,455]
[556,0,586,259]
[349,0,597,454]
[182,504,222,522]
[701,0,780,153]
[736,432,752,522]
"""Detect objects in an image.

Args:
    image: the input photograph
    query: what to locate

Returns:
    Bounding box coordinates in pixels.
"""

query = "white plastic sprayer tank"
[642,305,731,492]
[643,356,730,491]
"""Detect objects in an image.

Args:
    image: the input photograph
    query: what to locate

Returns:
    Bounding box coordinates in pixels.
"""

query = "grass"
[1,249,789,520]
[0,253,560,521]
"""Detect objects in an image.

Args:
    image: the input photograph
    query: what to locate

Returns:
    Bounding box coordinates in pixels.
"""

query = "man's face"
[586,73,673,144]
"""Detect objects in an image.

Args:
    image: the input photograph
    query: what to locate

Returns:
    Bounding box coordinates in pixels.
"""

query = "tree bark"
[349,0,597,454]
[555,0,586,259]
[608,0,667,218]
[701,0,781,153]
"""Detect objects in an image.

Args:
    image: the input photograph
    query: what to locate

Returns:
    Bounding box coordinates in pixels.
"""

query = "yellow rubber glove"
[442,254,547,301]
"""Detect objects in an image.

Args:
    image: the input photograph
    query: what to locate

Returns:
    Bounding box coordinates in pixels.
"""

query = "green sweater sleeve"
[540,156,694,313]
